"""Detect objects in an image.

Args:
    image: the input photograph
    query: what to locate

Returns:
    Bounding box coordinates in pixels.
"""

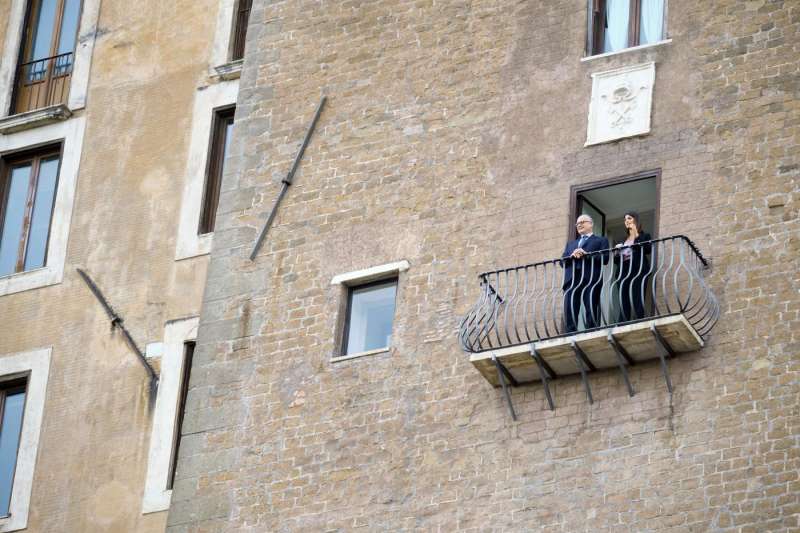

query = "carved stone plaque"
[585,62,655,146]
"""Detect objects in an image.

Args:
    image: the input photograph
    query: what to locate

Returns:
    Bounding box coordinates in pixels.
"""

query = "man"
[562,214,610,332]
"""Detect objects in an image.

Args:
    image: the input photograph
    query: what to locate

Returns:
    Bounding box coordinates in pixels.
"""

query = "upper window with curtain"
[13,0,83,114]
[590,0,665,56]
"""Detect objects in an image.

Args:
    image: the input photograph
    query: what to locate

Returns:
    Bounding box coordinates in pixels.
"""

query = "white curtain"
[639,0,665,44]
[603,0,630,52]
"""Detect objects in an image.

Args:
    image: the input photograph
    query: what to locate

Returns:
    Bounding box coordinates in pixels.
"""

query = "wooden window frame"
[230,0,253,61]
[0,377,28,518]
[590,0,663,56]
[0,145,62,276]
[341,277,398,356]
[166,341,194,491]
[197,106,235,235]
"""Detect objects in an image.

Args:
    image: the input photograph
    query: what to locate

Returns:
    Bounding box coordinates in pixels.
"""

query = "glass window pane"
[639,0,664,45]
[220,118,234,177]
[24,157,60,271]
[0,389,26,517]
[603,0,630,52]
[345,281,397,355]
[0,166,32,277]
[30,0,59,61]
[57,0,82,56]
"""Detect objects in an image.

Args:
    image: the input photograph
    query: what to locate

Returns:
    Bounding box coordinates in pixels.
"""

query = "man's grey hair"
[577,214,594,223]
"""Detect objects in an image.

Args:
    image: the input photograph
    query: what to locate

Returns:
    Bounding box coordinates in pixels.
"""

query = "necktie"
[578,235,588,249]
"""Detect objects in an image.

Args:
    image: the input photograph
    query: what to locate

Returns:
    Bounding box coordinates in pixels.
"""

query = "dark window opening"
[230,0,252,61]
[13,0,83,113]
[198,107,235,235]
[0,146,62,277]
[590,0,664,56]
[0,379,27,518]
[342,279,398,356]
[167,341,194,491]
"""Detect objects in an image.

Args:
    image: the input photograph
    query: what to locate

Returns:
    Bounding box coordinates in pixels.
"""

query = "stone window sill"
[581,39,672,62]
[212,59,244,81]
[330,347,391,363]
[0,104,72,135]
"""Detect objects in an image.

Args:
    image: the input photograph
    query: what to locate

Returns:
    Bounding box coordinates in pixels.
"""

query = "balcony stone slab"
[470,314,703,387]
[0,104,72,135]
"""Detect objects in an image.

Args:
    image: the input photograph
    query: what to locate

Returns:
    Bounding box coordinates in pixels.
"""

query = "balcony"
[458,235,718,417]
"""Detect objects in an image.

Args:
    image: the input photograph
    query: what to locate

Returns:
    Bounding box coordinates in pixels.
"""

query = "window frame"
[341,277,399,357]
[568,169,662,242]
[589,0,666,56]
[0,378,28,519]
[142,317,198,514]
[166,341,194,491]
[229,0,252,62]
[0,144,62,276]
[0,347,51,533]
[197,106,235,236]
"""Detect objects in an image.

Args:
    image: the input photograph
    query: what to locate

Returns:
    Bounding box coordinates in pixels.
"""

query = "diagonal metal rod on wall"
[76,268,159,400]
[249,96,327,261]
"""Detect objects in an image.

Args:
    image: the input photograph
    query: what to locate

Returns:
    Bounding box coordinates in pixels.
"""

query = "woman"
[614,212,652,322]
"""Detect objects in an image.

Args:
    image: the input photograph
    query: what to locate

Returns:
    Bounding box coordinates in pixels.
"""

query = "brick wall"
[168,1,799,531]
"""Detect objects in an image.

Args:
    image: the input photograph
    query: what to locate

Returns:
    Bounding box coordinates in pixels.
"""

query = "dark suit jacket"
[614,232,652,271]
[561,234,610,288]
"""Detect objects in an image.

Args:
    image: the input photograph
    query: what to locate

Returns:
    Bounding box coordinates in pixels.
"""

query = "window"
[13,0,83,113]
[343,279,398,356]
[166,342,193,491]
[142,317,197,513]
[198,107,234,235]
[0,380,26,519]
[230,0,252,61]
[0,147,61,277]
[590,0,665,55]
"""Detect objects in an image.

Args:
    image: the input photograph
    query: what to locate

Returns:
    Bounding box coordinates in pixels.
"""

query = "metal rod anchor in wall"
[249,96,327,261]
[76,268,158,399]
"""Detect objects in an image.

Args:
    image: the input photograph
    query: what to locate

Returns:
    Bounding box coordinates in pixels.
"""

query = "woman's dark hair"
[624,211,645,237]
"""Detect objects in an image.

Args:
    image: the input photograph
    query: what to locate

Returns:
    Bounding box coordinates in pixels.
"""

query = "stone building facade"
[0,0,795,533]
[164,0,800,532]
[0,0,250,531]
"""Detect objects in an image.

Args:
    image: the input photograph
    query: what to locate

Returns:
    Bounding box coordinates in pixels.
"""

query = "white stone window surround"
[141,317,198,514]
[580,39,672,62]
[0,117,85,296]
[0,347,51,533]
[210,0,245,74]
[584,0,669,59]
[174,80,239,261]
[330,260,409,363]
[585,62,655,146]
[0,0,102,117]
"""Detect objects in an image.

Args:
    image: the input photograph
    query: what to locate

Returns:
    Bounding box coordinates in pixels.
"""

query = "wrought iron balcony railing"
[460,235,718,352]
[459,235,719,417]
[12,52,73,114]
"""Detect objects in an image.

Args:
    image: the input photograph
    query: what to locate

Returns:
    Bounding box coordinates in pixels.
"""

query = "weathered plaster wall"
[170,0,798,532]
[0,0,226,531]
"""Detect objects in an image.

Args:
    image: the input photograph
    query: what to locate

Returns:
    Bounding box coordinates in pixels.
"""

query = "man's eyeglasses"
[576,220,590,227]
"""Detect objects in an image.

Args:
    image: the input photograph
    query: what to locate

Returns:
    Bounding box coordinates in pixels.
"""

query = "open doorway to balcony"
[570,170,660,245]
[569,170,661,329]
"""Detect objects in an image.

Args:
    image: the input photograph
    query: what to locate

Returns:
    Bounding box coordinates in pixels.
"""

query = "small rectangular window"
[198,107,235,235]
[230,0,252,61]
[591,0,664,55]
[0,147,61,277]
[0,379,27,518]
[166,342,194,491]
[343,279,398,355]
